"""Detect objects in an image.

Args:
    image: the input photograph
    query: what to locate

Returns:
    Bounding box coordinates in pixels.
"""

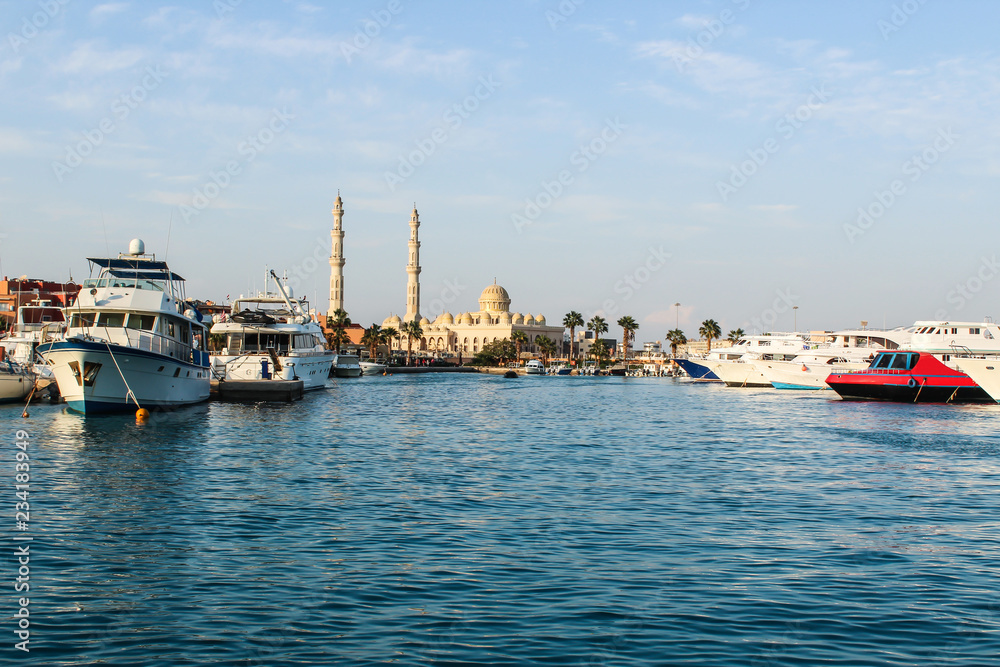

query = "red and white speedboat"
[826,350,991,403]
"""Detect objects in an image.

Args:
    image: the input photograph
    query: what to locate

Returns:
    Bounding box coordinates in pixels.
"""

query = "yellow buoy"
[136,408,150,423]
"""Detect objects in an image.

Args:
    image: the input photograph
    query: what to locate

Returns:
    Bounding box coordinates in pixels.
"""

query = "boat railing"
[75,327,208,367]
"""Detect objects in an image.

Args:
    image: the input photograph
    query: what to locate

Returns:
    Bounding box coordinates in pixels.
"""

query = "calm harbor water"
[4,374,1000,665]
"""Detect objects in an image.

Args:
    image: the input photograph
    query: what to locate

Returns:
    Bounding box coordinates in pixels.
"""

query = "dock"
[211,379,304,402]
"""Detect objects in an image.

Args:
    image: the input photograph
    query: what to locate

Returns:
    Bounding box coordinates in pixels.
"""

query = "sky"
[2,0,1000,342]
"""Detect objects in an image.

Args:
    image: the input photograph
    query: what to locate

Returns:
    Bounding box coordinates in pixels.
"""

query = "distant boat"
[0,354,34,404]
[359,360,386,375]
[38,239,211,413]
[525,359,545,375]
[0,299,66,389]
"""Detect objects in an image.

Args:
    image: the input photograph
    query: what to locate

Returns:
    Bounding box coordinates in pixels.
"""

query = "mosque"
[327,195,564,358]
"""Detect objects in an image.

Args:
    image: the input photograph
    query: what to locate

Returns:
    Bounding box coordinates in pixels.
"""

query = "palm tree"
[535,334,557,366]
[665,329,687,357]
[510,330,529,363]
[380,326,398,357]
[617,315,639,362]
[699,319,722,353]
[361,324,382,360]
[563,311,584,363]
[587,315,608,342]
[727,328,745,344]
[401,320,423,366]
[326,308,352,352]
[590,338,610,368]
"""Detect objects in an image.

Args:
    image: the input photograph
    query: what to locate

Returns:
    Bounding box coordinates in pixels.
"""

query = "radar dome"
[128,238,145,256]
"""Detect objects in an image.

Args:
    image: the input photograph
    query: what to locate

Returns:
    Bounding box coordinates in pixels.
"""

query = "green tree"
[727,328,745,344]
[511,330,529,363]
[617,315,639,362]
[590,338,610,368]
[535,334,557,366]
[326,309,352,352]
[563,310,584,363]
[401,320,423,366]
[361,324,382,360]
[699,319,722,353]
[666,329,687,357]
[380,326,398,358]
[587,315,608,342]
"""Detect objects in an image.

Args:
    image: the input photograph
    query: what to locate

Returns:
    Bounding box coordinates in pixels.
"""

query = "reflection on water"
[4,375,1000,665]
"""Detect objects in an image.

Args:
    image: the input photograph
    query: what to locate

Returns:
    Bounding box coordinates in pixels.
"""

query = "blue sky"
[2,0,999,340]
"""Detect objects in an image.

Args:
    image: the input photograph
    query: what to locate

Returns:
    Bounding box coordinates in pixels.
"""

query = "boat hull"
[952,358,1000,403]
[674,358,720,381]
[0,364,34,403]
[39,339,210,414]
[359,361,387,375]
[212,352,333,390]
[826,352,992,403]
[712,360,771,388]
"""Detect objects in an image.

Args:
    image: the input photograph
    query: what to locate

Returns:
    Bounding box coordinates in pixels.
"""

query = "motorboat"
[826,350,991,403]
[525,359,546,375]
[211,271,333,390]
[331,353,362,378]
[709,334,811,387]
[359,360,387,375]
[0,351,34,403]
[38,239,211,413]
[674,337,758,382]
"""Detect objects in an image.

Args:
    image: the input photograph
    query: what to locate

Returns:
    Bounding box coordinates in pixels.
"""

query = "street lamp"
[793,305,798,332]
[674,302,680,330]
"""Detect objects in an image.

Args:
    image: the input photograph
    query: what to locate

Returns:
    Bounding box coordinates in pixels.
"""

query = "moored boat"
[951,356,1000,403]
[826,350,991,403]
[210,270,333,390]
[525,359,546,375]
[38,239,211,413]
[0,351,34,404]
[331,353,362,378]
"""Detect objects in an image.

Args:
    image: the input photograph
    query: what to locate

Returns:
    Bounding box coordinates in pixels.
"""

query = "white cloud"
[55,42,146,75]
[90,3,129,21]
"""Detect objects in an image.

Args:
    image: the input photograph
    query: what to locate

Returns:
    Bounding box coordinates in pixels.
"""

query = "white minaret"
[404,205,421,322]
[328,192,345,317]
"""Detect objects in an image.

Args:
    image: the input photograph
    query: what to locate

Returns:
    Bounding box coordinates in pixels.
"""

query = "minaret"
[328,192,345,317]
[404,205,421,322]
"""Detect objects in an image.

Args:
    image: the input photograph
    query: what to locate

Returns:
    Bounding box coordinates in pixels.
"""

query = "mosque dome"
[459,312,474,325]
[535,314,546,325]
[478,282,511,313]
[511,313,523,325]
[499,311,512,324]
[524,313,534,325]
[419,316,431,327]
[382,314,402,328]
[441,312,454,324]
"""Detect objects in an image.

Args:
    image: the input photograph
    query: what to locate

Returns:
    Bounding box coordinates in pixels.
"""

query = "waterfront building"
[0,277,80,330]
[380,207,563,357]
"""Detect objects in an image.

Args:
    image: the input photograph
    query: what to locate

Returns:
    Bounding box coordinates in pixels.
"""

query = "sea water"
[3,375,1000,665]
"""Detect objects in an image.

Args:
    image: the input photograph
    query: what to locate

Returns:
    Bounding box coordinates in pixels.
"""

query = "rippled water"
[4,375,1000,665]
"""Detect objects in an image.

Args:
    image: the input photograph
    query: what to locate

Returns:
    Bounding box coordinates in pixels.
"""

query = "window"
[99,312,125,328]
[971,328,981,335]
[70,313,96,328]
[890,354,909,370]
[126,314,156,330]
[952,328,958,334]
[873,353,892,369]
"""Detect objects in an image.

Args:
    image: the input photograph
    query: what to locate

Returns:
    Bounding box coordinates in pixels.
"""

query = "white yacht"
[359,359,387,375]
[525,359,546,375]
[710,334,811,387]
[38,239,211,413]
[952,356,1000,402]
[210,271,333,390]
[757,328,912,390]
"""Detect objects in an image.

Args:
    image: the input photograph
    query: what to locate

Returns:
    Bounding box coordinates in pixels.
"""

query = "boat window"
[971,328,981,335]
[889,354,909,370]
[294,334,312,349]
[313,334,325,347]
[873,353,893,369]
[179,323,190,345]
[126,314,157,330]
[952,328,958,334]
[99,312,126,328]
[70,313,97,328]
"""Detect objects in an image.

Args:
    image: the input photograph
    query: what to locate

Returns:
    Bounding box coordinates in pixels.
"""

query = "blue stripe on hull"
[66,397,209,414]
[674,359,720,381]
[772,382,825,390]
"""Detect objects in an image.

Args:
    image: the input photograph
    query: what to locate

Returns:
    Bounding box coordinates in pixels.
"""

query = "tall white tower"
[404,205,421,322]
[328,192,345,317]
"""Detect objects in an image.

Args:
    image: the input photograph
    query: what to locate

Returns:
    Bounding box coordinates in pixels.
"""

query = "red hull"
[826,351,991,403]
